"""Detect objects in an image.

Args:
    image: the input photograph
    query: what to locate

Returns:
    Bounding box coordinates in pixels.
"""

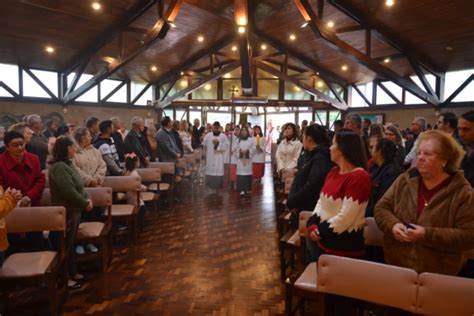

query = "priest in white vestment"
[203,121,229,191]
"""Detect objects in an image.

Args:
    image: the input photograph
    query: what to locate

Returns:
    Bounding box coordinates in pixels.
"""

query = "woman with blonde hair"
[179,120,193,154]
[375,130,473,276]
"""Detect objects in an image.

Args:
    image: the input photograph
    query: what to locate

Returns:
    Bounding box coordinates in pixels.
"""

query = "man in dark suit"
[156,117,181,163]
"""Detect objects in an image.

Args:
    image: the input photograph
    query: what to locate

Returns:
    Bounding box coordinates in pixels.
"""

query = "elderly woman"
[385,124,406,168]
[275,123,302,173]
[375,130,474,275]
[73,127,107,187]
[8,122,33,147]
[49,136,93,289]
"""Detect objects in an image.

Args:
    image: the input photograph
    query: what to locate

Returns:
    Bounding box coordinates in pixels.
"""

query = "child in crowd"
[123,153,148,223]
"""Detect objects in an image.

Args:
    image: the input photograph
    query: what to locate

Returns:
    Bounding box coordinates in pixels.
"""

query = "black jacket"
[286,146,332,212]
[171,129,184,156]
[111,131,125,163]
[365,161,403,217]
[461,151,474,187]
[394,144,406,168]
[124,130,150,168]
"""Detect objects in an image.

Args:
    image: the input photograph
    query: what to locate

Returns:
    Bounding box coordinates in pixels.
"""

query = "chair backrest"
[39,188,52,206]
[364,217,384,247]
[149,162,175,175]
[416,272,474,315]
[102,176,141,192]
[6,206,66,233]
[317,254,418,313]
[298,211,312,237]
[84,187,112,207]
[136,168,161,183]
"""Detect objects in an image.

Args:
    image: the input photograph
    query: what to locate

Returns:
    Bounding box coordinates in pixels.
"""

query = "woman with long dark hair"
[49,136,93,289]
[252,125,265,181]
[275,123,302,173]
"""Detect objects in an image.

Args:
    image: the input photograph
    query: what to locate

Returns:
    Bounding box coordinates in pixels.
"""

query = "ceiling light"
[385,0,394,7]
[445,46,453,51]
[180,80,188,88]
[300,21,309,28]
[150,66,157,71]
[204,84,211,91]
[224,73,231,79]
[197,36,204,42]
[45,46,55,54]
[316,72,320,76]
[384,58,391,64]
[238,16,247,26]
[180,71,185,75]
[91,2,101,10]
[238,26,246,34]
[231,45,238,52]
[289,34,296,41]
[261,44,267,50]
[317,81,324,88]
[327,21,335,28]
[341,65,348,71]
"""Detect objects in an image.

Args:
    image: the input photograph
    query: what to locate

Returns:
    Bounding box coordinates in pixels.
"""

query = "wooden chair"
[416,272,474,315]
[102,176,141,240]
[280,211,312,281]
[0,206,67,316]
[149,162,175,207]
[136,168,161,217]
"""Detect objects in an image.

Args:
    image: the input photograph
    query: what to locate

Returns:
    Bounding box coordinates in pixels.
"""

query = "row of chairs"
[0,150,204,315]
[286,254,474,315]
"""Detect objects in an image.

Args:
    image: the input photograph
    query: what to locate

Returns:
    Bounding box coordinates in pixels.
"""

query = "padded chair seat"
[111,204,135,216]
[0,251,57,277]
[142,192,156,201]
[287,231,301,246]
[294,263,318,292]
[148,183,158,191]
[160,183,171,191]
[78,222,105,238]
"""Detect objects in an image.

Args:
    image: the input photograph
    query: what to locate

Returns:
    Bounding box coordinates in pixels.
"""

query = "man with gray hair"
[26,114,48,169]
[344,113,370,158]
[124,116,150,167]
[404,117,426,167]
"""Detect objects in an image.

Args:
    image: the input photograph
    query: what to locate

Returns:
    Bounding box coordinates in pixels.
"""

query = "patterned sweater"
[307,167,372,257]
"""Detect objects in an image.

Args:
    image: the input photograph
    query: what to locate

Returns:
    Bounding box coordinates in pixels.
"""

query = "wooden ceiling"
[0,0,473,87]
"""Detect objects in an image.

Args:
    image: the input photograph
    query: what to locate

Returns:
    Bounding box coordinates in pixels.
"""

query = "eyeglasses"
[8,141,25,148]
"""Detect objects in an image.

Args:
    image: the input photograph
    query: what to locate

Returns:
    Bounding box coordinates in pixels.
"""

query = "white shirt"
[203,132,229,176]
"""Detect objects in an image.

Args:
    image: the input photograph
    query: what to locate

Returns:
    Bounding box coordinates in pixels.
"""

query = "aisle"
[64,164,285,315]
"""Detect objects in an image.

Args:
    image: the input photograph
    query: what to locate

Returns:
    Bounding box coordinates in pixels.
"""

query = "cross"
[229,85,239,98]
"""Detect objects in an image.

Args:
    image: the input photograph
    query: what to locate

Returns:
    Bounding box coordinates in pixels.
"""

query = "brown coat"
[375,169,474,275]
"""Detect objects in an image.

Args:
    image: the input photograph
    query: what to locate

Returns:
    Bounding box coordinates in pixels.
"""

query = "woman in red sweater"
[306,129,372,262]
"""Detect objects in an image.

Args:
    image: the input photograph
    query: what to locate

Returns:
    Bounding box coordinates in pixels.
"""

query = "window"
[285,82,311,100]
[0,64,19,96]
[315,110,328,126]
[258,79,279,100]
[23,69,58,98]
[445,69,474,102]
[350,83,372,107]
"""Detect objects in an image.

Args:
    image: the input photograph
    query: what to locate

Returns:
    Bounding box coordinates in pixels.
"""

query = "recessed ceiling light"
[197,36,204,42]
[300,21,309,28]
[384,58,391,64]
[341,65,348,71]
[385,0,394,7]
[289,34,296,41]
[45,46,55,54]
[204,84,211,91]
[180,80,188,88]
[150,66,157,71]
[91,2,101,10]
[327,21,335,28]
[316,72,320,76]
[238,16,247,26]
[231,45,238,52]
[317,81,324,88]
[261,44,267,50]
[238,26,246,34]
[445,46,453,51]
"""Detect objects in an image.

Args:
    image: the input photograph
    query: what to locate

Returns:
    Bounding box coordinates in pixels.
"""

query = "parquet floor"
[9,164,298,315]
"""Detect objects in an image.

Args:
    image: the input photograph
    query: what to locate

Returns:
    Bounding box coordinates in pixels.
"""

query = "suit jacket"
[124,130,150,168]
[156,128,180,162]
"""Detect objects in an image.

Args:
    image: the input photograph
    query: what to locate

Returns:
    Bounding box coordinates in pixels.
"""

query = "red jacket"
[0,152,45,206]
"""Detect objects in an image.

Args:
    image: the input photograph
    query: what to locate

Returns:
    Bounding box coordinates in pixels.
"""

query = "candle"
[256,134,260,145]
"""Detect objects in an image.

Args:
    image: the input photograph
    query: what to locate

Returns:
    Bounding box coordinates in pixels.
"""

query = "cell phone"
[405,223,415,229]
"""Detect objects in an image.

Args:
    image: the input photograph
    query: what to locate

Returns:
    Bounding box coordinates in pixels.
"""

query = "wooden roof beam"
[62,0,184,104]
[255,60,348,110]
[235,0,253,96]
[253,29,348,88]
[296,0,440,106]
[157,61,241,108]
[328,0,443,78]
